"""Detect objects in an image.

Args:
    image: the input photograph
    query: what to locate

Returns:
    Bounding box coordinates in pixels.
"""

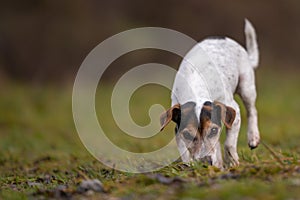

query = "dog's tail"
[244,19,259,69]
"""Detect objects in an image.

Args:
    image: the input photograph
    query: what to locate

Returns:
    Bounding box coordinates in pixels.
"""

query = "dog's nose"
[200,156,212,165]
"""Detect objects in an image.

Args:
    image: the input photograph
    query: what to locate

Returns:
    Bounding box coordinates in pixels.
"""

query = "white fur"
[171,19,260,167]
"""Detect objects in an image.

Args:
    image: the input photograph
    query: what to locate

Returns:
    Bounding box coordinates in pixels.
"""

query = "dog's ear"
[160,104,180,131]
[214,101,236,129]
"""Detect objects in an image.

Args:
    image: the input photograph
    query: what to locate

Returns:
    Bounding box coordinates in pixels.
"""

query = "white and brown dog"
[160,19,260,168]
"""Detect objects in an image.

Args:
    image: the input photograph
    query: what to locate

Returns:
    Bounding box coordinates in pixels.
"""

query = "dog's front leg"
[224,102,241,168]
[214,141,223,169]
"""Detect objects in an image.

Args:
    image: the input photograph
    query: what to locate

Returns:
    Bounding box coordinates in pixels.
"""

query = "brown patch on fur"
[214,101,236,128]
[199,102,222,137]
[177,102,198,132]
[202,105,213,112]
[200,118,212,137]
[160,104,180,131]
[160,102,199,132]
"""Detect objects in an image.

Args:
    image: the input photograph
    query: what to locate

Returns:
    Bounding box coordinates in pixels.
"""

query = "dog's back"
[187,37,246,93]
[171,19,259,107]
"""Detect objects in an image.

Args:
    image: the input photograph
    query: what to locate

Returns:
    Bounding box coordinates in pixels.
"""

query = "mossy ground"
[1,67,300,199]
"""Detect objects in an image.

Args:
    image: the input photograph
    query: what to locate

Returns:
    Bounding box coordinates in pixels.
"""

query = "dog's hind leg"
[238,69,260,149]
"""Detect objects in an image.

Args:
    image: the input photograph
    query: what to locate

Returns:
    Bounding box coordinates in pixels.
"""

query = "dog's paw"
[224,148,239,168]
[248,134,260,150]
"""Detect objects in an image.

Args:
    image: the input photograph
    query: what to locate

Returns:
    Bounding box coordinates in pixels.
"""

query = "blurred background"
[0,0,299,83]
[1,1,300,197]
[0,0,299,155]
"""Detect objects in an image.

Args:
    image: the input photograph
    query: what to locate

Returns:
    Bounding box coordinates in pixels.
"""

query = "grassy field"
[0,67,300,199]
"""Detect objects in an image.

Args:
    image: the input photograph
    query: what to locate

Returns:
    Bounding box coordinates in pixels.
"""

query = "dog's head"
[160,101,236,165]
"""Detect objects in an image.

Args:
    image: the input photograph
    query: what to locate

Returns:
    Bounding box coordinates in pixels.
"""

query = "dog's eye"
[182,131,195,141]
[209,127,219,138]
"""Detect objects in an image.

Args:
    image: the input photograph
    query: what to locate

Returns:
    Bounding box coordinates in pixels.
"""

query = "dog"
[160,19,260,168]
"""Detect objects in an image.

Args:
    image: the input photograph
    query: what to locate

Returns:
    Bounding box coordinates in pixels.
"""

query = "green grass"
[0,67,300,199]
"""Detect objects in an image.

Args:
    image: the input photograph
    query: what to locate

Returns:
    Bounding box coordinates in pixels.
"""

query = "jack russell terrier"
[160,19,260,168]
